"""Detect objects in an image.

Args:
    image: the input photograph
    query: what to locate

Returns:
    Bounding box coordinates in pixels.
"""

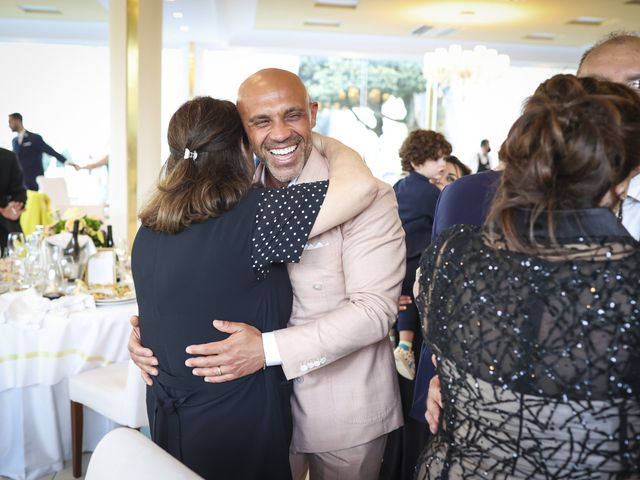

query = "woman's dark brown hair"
[139,96,253,233]
[446,155,471,177]
[487,74,640,250]
[399,130,452,172]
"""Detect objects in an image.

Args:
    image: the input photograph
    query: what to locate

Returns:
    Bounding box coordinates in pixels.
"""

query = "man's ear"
[309,102,319,128]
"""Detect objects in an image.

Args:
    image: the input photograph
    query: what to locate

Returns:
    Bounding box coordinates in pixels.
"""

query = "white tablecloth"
[0,301,137,480]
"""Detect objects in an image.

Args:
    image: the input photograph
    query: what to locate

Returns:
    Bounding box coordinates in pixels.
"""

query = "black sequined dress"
[415,208,640,479]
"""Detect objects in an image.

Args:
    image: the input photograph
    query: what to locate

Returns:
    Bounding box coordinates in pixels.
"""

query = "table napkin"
[0,288,96,329]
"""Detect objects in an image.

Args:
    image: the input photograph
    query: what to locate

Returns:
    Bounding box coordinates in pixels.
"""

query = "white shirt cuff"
[262,331,282,367]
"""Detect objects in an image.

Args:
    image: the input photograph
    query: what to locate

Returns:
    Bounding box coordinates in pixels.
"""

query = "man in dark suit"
[8,112,71,191]
[0,147,27,250]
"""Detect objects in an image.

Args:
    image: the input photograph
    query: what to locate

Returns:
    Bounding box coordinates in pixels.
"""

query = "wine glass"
[7,232,25,259]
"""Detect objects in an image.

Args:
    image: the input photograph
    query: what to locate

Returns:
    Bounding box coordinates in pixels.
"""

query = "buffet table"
[0,299,137,480]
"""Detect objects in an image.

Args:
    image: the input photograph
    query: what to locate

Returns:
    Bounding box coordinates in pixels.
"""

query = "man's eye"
[627,79,640,90]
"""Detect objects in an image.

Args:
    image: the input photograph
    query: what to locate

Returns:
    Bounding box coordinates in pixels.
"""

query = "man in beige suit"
[129,69,405,479]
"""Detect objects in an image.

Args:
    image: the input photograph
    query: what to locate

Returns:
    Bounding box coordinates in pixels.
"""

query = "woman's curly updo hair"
[399,130,452,172]
[487,74,640,249]
[140,96,254,234]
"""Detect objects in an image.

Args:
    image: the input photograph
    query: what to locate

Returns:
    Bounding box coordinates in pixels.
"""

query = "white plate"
[95,296,137,306]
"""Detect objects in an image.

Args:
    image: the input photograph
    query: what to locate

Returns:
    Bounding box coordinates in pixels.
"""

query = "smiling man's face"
[237,69,318,188]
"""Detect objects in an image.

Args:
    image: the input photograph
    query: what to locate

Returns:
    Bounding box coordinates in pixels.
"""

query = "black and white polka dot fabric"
[251,181,328,280]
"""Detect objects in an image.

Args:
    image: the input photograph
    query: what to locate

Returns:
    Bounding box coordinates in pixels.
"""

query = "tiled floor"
[0,452,91,480]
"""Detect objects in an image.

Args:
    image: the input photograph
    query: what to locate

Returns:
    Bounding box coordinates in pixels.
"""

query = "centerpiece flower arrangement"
[47,208,107,247]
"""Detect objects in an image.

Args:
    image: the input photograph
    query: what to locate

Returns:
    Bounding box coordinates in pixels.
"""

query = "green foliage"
[51,214,106,247]
[299,57,426,136]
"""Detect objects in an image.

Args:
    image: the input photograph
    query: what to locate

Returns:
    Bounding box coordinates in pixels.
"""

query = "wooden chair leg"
[71,401,84,478]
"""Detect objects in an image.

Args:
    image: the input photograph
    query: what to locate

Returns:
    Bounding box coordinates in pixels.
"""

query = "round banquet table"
[0,300,137,480]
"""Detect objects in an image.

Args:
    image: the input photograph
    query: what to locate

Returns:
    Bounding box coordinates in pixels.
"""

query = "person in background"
[72,154,109,171]
[379,130,449,480]
[0,147,26,251]
[417,31,640,434]
[475,139,491,172]
[392,130,449,381]
[415,73,640,479]
[431,155,471,191]
[8,112,75,191]
[577,31,640,240]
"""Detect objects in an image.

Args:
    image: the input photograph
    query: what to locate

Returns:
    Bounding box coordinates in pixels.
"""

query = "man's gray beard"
[264,144,311,185]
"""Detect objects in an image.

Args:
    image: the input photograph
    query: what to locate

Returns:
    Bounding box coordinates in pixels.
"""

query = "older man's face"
[579,39,640,91]
[237,71,318,188]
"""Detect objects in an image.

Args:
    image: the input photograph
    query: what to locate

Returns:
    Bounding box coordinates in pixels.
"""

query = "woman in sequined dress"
[414,74,640,479]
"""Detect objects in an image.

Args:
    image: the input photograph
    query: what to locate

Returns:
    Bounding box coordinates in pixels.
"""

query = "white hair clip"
[184,148,198,161]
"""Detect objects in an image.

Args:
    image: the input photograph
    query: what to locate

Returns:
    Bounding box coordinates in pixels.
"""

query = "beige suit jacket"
[259,148,405,453]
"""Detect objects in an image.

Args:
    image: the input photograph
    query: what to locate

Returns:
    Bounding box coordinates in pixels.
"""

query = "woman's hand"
[425,355,442,434]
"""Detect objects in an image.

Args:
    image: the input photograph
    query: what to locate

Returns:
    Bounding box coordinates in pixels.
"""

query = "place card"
[86,249,117,286]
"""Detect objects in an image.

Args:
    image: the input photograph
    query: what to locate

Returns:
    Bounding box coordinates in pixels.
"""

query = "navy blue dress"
[132,183,327,480]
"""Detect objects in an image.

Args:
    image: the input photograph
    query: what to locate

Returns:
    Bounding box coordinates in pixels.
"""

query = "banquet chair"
[35,176,70,207]
[68,360,149,478]
[85,428,202,480]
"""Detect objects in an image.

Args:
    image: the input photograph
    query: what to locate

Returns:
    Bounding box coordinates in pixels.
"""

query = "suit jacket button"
[312,283,323,291]
[295,377,304,384]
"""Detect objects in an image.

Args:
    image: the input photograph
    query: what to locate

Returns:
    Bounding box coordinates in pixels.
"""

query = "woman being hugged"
[132,96,376,479]
[414,74,640,479]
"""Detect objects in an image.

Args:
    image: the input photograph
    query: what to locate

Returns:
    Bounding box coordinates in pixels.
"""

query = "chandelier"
[423,44,510,87]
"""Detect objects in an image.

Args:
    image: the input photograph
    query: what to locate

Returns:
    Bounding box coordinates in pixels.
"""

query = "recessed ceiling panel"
[0,0,106,22]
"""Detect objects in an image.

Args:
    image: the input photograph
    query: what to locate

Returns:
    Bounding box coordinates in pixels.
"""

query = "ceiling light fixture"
[460,10,476,15]
[424,44,510,88]
[314,0,358,8]
[567,16,607,26]
[19,4,62,14]
[303,18,341,27]
[172,11,183,19]
[411,25,434,35]
[411,25,461,37]
[524,32,556,40]
[180,25,190,32]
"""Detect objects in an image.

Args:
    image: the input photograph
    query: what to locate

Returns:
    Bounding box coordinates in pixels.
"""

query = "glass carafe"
[43,245,65,299]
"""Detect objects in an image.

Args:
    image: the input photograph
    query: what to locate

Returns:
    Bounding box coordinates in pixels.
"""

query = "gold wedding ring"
[216,366,223,376]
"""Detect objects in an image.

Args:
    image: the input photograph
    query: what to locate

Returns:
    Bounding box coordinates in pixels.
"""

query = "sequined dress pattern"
[414,209,640,479]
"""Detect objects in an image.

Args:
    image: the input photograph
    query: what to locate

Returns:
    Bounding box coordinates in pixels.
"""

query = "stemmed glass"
[6,232,26,289]
[7,232,25,258]
[115,238,132,283]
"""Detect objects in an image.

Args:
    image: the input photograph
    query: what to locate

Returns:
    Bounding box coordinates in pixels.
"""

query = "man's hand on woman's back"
[128,315,158,385]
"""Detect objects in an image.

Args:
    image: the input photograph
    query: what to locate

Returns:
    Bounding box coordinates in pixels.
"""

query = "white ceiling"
[0,0,638,67]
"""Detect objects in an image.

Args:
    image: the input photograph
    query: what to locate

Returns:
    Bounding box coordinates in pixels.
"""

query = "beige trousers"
[290,434,387,480]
